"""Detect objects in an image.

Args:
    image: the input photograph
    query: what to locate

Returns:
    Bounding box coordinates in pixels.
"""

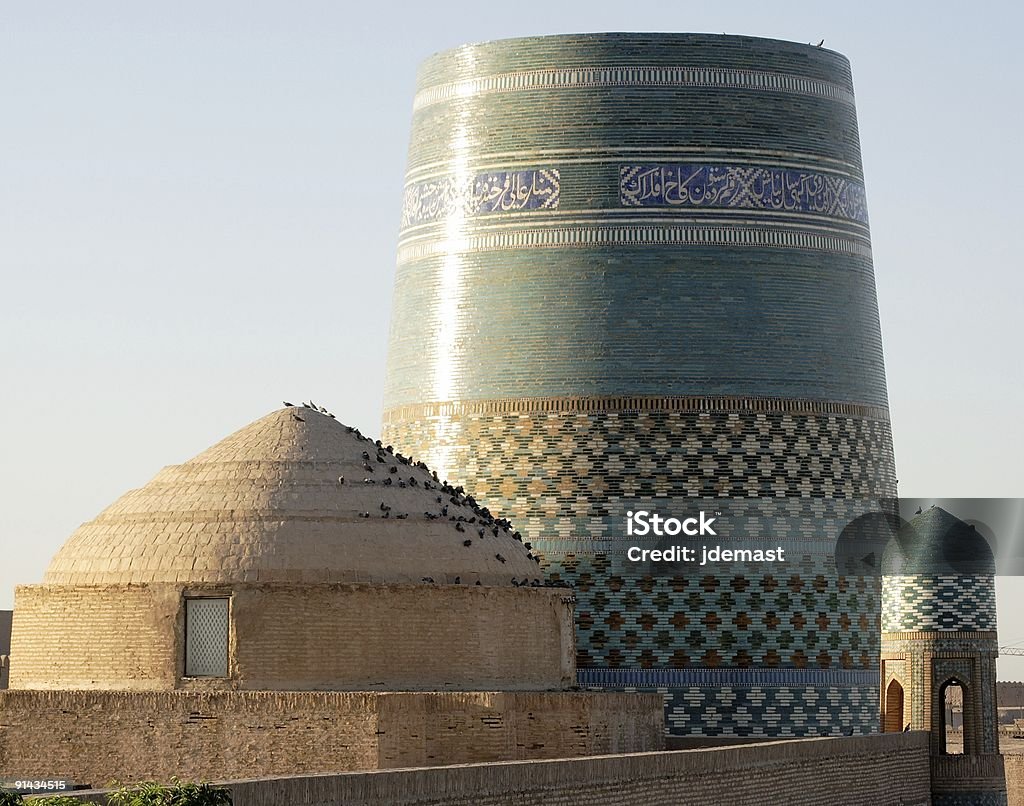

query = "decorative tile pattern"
[659,684,879,737]
[619,164,868,223]
[396,222,872,263]
[383,395,891,421]
[401,168,559,228]
[882,575,997,632]
[580,668,878,688]
[383,401,895,736]
[382,405,897,504]
[413,65,856,112]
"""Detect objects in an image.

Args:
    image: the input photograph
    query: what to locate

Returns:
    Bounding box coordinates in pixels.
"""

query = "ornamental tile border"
[413,66,855,111]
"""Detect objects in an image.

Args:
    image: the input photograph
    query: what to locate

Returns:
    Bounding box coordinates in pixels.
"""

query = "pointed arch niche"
[884,677,906,733]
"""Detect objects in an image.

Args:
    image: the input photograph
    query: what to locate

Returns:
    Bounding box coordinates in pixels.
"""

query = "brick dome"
[44,407,542,587]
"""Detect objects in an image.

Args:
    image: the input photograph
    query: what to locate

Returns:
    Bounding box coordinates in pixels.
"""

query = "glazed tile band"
[619,164,868,223]
[881,631,999,642]
[413,66,856,112]
[577,667,879,688]
[382,396,891,423]
[405,148,866,183]
[395,223,873,263]
[400,163,868,230]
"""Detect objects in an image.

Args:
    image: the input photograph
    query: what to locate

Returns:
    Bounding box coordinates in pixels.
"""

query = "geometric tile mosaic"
[384,404,895,736]
[883,574,997,632]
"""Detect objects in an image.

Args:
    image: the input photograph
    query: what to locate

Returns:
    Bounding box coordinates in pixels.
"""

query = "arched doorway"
[884,678,905,732]
[939,678,967,755]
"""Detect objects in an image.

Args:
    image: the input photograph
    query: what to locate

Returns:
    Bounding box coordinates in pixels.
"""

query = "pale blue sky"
[2,1,1023,674]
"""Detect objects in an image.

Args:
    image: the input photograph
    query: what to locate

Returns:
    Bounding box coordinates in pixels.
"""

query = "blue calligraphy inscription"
[471,169,560,214]
[619,164,868,224]
[401,168,560,228]
[400,176,461,230]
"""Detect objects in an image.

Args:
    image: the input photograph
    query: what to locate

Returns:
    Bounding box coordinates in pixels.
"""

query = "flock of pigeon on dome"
[284,399,569,590]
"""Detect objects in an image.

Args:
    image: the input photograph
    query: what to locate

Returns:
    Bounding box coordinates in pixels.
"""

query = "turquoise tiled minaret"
[882,507,1006,805]
[383,33,896,738]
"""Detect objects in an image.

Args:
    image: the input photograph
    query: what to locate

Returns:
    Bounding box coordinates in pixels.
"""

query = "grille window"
[184,598,229,677]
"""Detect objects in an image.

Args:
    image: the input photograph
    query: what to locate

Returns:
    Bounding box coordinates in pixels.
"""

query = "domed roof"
[45,407,543,587]
[882,506,995,576]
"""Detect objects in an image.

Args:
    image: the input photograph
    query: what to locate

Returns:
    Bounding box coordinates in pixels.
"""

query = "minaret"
[882,506,1006,805]
[384,32,896,738]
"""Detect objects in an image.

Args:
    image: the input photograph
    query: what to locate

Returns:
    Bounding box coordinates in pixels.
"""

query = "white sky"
[2,1,1023,677]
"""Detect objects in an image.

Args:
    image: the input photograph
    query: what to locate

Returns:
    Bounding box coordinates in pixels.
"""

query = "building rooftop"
[44,407,542,587]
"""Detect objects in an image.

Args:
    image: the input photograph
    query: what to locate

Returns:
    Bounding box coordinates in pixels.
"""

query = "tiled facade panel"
[384,34,895,738]
[883,574,998,632]
[385,249,887,407]
[415,35,856,90]
[382,407,896,503]
[383,405,894,736]
[659,684,880,737]
[409,35,862,168]
[407,90,862,170]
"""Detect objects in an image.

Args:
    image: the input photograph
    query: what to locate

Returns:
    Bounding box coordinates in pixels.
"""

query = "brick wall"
[10,582,574,691]
[1006,754,1024,806]
[231,584,574,691]
[0,689,662,787]
[10,586,177,690]
[54,734,932,806]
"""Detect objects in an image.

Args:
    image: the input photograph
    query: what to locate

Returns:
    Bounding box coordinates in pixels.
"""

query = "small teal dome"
[882,507,996,633]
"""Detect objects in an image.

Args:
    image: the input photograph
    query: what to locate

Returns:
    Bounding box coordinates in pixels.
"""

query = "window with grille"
[184,598,229,677]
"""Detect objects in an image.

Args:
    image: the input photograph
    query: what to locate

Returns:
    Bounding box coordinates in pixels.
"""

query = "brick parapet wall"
[0,689,662,787]
[47,734,932,806]
[1005,754,1024,806]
